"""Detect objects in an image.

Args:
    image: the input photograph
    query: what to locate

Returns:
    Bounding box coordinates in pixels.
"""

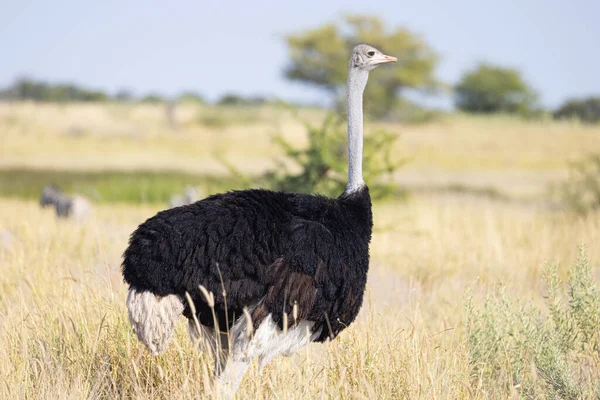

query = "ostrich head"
[350,44,397,72]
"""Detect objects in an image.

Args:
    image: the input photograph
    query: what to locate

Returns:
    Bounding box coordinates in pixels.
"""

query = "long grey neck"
[345,67,369,193]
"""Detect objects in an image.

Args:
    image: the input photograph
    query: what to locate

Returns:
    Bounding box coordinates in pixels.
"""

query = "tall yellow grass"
[2,102,600,398]
[1,195,598,399]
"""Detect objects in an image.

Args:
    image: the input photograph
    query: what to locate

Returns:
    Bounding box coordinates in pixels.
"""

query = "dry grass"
[0,102,313,175]
[2,103,600,196]
[1,195,599,399]
[2,101,600,398]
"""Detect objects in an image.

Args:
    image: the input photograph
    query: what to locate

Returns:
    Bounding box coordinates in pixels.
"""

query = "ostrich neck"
[345,68,369,193]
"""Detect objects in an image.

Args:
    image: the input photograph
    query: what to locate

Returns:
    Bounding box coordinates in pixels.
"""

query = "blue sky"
[1,0,599,108]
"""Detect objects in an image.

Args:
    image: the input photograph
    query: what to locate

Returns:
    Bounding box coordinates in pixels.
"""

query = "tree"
[139,93,164,103]
[178,91,205,104]
[217,93,246,106]
[115,89,135,102]
[554,97,600,124]
[285,15,439,119]
[455,64,538,115]
[13,78,51,101]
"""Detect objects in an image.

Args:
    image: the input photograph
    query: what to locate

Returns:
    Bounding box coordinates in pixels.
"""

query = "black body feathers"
[122,188,372,341]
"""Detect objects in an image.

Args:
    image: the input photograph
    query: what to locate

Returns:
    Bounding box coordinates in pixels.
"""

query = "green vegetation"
[466,246,600,398]
[0,78,180,105]
[260,114,405,199]
[114,89,135,102]
[177,91,206,104]
[554,97,600,124]
[216,93,267,106]
[455,63,538,116]
[285,15,439,119]
[1,78,109,102]
[139,93,166,104]
[0,168,240,204]
[559,153,600,214]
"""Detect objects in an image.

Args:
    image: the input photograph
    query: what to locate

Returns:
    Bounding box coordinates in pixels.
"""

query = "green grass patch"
[0,168,247,204]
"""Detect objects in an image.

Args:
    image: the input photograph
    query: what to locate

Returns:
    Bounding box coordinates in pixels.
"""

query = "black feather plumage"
[122,186,372,341]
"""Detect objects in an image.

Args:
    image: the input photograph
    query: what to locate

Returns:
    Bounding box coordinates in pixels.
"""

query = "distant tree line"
[2,13,600,125]
[0,78,273,107]
[0,79,110,102]
[0,78,198,103]
[553,97,600,124]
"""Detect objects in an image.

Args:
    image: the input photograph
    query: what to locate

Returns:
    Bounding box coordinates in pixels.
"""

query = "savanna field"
[2,102,600,399]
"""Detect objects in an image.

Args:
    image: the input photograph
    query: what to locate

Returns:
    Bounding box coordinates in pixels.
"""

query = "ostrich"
[40,184,91,221]
[122,44,396,397]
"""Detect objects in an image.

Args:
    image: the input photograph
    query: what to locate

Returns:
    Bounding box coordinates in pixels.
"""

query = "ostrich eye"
[367,51,375,57]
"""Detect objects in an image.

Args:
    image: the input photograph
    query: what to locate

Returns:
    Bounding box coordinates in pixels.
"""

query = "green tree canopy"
[284,15,439,119]
[454,64,538,115]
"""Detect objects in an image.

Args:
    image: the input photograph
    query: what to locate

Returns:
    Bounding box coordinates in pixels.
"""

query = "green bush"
[558,154,600,214]
[261,114,405,199]
[216,93,267,106]
[139,93,165,104]
[465,246,600,398]
[554,97,600,124]
[178,91,205,104]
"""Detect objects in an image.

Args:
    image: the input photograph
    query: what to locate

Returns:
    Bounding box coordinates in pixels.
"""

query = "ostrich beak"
[373,54,397,64]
